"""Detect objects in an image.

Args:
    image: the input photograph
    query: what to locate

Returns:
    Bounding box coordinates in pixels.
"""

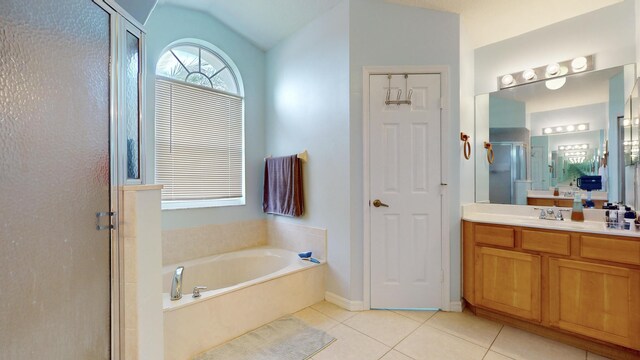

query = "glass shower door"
[0,0,111,358]
[489,143,514,204]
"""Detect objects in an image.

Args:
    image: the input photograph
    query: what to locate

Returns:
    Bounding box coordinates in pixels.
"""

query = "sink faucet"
[170,266,184,301]
[534,207,569,221]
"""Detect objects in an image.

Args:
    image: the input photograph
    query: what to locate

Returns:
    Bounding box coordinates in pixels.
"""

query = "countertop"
[462,203,640,238]
[527,190,608,201]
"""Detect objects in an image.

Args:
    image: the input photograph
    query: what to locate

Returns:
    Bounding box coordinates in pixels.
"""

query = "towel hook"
[460,132,471,160]
[484,141,495,164]
[384,74,412,106]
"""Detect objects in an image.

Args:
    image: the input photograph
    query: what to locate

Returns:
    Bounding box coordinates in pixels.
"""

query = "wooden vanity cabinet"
[475,246,541,321]
[463,221,640,354]
[527,197,606,208]
[549,258,640,349]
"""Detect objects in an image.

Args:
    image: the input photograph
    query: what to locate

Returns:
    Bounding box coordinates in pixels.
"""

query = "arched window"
[155,43,244,209]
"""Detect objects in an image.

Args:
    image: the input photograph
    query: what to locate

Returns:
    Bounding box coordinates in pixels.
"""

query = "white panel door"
[370,74,442,309]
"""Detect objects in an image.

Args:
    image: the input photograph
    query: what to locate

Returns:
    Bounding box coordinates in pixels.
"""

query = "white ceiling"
[385,0,624,48]
[157,0,343,50]
[157,0,624,50]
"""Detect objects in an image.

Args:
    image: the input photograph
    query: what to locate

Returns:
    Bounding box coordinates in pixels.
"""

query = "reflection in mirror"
[475,64,637,209]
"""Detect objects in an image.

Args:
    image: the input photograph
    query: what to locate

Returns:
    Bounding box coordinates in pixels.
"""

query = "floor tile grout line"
[341,319,400,349]
[421,322,492,352]
[343,309,427,349]
[390,309,438,324]
[486,325,519,360]
[487,324,504,350]
[421,317,501,349]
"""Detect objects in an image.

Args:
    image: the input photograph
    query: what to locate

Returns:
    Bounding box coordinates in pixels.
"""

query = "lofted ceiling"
[156,0,343,50]
[156,0,624,50]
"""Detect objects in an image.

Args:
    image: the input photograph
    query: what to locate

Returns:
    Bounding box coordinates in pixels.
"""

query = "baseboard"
[325,291,364,311]
[449,301,463,312]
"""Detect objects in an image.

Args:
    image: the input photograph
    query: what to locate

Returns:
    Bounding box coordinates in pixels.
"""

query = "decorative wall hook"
[484,141,495,164]
[460,132,471,160]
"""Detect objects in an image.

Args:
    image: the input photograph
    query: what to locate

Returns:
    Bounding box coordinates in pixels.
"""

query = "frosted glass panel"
[0,0,111,358]
[126,31,140,180]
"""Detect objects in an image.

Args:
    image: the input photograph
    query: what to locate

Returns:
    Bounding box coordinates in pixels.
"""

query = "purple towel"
[263,155,304,217]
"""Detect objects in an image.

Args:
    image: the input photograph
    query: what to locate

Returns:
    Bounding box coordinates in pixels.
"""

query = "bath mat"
[193,316,335,360]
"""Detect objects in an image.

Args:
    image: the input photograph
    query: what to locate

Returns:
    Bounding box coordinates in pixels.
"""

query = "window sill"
[161,197,245,210]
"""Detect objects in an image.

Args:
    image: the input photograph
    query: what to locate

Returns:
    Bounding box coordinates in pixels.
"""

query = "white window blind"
[155,78,244,202]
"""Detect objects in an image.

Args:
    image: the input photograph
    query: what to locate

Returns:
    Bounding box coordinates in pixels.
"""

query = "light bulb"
[501,74,514,87]
[546,63,560,76]
[581,144,588,149]
[577,124,587,131]
[566,125,575,131]
[544,128,553,134]
[559,146,565,150]
[522,69,536,81]
[571,57,588,72]
[545,77,566,90]
[556,126,563,132]
[624,119,631,126]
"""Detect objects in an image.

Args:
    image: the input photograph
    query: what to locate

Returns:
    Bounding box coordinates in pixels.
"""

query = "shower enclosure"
[489,142,527,204]
[0,1,144,358]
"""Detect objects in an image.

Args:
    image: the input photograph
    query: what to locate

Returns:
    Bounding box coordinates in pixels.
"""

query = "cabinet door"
[549,259,640,349]
[475,247,541,321]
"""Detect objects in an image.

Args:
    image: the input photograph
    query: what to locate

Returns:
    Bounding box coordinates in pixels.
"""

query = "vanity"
[462,204,640,358]
[526,190,608,208]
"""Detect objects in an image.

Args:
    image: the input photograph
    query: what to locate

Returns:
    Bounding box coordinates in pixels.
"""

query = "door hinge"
[96,211,116,231]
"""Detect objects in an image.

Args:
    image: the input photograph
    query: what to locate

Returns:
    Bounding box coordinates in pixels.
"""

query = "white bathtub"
[162,247,322,311]
[163,246,325,359]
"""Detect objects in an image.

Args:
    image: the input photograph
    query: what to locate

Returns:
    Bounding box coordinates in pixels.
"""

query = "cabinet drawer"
[580,236,640,265]
[475,224,514,248]
[522,230,570,256]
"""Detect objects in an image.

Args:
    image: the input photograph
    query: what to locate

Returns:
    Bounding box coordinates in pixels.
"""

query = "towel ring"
[484,142,495,164]
[460,132,471,160]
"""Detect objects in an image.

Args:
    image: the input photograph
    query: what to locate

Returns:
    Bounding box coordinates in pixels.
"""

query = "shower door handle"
[96,211,115,231]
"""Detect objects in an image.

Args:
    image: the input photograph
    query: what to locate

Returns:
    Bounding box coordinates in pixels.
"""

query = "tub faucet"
[170,266,184,301]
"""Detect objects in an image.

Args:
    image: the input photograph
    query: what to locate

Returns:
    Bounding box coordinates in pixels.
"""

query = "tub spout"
[170,266,184,301]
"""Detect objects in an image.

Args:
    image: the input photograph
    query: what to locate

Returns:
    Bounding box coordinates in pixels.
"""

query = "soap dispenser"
[570,193,584,222]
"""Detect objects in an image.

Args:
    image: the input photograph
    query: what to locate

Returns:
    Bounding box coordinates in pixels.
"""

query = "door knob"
[372,199,389,208]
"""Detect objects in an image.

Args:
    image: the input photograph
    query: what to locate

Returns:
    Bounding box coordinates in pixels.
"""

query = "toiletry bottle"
[553,187,559,196]
[624,206,636,230]
[570,193,584,222]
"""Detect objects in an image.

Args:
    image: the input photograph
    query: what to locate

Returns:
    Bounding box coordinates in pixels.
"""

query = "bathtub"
[162,247,322,310]
[162,246,326,359]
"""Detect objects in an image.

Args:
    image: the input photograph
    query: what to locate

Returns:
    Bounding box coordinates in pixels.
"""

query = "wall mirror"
[475,63,637,208]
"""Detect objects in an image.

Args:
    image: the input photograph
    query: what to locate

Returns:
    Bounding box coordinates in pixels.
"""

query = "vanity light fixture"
[559,144,589,151]
[543,123,589,135]
[497,55,594,89]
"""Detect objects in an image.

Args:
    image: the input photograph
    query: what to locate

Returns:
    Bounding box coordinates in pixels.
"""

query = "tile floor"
[289,301,611,360]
